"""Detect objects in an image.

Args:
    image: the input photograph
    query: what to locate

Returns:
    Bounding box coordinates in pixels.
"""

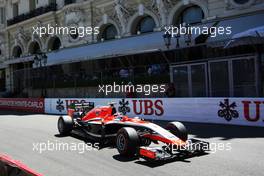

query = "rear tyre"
[58,116,73,135]
[166,121,188,141]
[116,127,139,156]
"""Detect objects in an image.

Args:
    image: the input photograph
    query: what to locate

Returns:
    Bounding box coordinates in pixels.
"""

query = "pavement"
[0,111,264,176]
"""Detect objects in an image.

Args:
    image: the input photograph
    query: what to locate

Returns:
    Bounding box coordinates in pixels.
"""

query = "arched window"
[28,41,40,55]
[135,16,156,34]
[13,46,22,58]
[48,36,61,51]
[102,24,118,40]
[176,6,204,25]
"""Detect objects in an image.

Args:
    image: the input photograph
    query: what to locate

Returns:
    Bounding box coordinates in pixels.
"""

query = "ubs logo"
[118,99,130,115]
[218,99,239,121]
[56,99,65,112]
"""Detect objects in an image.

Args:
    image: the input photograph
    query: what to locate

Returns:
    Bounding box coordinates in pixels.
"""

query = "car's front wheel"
[166,121,188,141]
[116,127,139,156]
[57,116,73,135]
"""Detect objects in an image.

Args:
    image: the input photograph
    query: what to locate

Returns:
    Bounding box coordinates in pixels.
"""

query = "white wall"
[45,98,264,127]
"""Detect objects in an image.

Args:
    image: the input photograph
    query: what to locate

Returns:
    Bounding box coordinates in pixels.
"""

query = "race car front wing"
[139,139,210,161]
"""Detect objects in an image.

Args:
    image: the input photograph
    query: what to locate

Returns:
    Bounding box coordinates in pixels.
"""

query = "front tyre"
[166,121,188,141]
[57,116,73,135]
[116,127,139,156]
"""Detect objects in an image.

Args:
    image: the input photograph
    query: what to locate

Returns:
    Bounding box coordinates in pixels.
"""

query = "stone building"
[0,0,263,98]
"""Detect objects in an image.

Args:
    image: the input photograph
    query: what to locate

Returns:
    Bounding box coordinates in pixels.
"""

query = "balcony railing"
[7,3,57,26]
[64,0,76,6]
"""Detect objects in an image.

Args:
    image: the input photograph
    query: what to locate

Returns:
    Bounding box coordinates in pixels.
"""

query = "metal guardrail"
[0,154,43,176]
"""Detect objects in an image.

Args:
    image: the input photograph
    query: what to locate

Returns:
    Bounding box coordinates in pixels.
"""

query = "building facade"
[0,0,263,98]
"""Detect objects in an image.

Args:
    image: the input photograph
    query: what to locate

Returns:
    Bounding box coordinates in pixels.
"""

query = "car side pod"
[138,139,210,161]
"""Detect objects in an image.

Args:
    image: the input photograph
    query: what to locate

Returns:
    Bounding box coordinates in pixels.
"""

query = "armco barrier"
[0,98,45,113]
[45,98,264,127]
[0,154,43,176]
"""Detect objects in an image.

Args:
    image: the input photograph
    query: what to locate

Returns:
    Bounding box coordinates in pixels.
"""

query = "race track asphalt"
[0,111,264,176]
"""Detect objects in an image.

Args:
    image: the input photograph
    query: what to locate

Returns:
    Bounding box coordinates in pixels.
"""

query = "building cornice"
[6,11,56,31]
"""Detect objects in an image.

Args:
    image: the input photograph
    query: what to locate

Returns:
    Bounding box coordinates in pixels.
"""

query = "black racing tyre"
[166,121,188,141]
[116,127,140,156]
[57,116,73,135]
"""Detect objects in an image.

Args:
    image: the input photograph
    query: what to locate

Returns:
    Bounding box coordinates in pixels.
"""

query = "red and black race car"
[57,102,209,160]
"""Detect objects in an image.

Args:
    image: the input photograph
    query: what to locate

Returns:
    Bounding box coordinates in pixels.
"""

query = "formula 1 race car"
[57,102,209,160]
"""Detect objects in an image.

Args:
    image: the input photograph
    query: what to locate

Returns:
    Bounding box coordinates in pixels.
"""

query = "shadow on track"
[54,132,115,150]
[2,111,264,140]
[112,152,209,168]
[154,120,264,140]
[0,110,41,116]
[112,155,139,162]
[185,122,264,140]
[54,123,210,167]
[56,130,209,168]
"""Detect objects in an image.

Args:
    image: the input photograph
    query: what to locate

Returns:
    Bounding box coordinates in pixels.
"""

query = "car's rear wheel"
[58,116,73,135]
[116,127,139,156]
[166,121,188,141]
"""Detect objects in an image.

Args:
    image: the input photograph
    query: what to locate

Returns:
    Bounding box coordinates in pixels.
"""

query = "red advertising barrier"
[0,98,44,113]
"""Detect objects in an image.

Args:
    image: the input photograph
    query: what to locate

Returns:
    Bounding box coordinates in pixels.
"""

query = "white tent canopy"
[45,32,167,66]
[224,25,264,48]
[207,13,264,48]
[232,25,264,39]
[44,23,212,66]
